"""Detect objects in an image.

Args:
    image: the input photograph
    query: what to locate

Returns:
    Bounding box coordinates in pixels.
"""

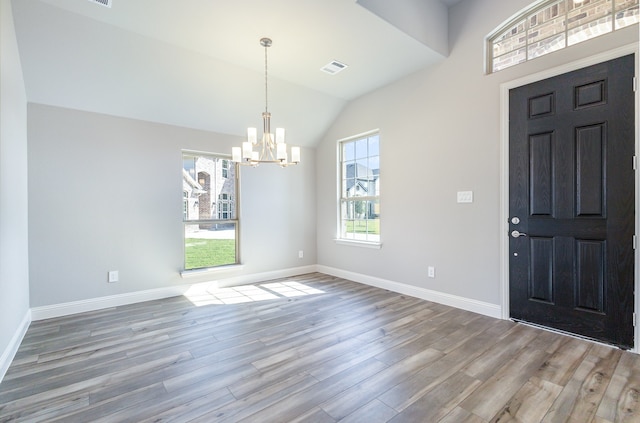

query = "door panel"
[509,54,635,349]
[576,124,605,216]
[530,132,553,215]
[529,237,553,303]
[576,239,605,312]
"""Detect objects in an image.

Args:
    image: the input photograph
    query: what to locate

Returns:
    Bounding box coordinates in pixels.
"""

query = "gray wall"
[27,104,316,307]
[0,0,30,371]
[316,0,639,305]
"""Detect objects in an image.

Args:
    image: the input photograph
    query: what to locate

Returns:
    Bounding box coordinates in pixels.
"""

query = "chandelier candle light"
[232,37,300,167]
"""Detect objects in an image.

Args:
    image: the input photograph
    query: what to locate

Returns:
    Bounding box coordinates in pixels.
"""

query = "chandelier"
[232,38,300,167]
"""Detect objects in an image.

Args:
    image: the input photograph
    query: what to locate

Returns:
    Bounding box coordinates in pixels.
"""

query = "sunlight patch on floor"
[183,281,326,306]
[261,281,325,297]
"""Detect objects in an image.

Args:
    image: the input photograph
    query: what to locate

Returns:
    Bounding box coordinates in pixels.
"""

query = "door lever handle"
[511,230,527,238]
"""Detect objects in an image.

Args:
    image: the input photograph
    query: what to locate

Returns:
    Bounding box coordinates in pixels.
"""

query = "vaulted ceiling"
[12,0,463,147]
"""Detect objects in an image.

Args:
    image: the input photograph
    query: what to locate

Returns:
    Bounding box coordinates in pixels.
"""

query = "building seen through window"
[339,132,380,243]
[489,0,639,72]
[182,152,238,270]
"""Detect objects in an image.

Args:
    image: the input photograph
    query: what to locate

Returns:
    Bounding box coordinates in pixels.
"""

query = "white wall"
[27,104,316,308]
[356,0,449,56]
[0,0,30,380]
[316,0,639,306]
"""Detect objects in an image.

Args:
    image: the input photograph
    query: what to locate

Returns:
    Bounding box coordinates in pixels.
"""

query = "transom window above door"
[487,0,639,73]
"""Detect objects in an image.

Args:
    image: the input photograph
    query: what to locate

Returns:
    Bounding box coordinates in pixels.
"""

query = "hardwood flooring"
[1,273,640,422]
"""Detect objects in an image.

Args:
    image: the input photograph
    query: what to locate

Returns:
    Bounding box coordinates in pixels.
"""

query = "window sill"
[180,264,244,278]
[334,239,382,249]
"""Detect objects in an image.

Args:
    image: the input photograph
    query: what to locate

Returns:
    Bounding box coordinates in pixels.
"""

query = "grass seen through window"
[185,238,236,269]
[345,219,380,234]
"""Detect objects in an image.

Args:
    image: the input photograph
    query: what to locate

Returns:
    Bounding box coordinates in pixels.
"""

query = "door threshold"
[512,319,631,351]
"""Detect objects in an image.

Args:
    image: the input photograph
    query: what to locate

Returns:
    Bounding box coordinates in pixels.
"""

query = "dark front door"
[509,54,635,349]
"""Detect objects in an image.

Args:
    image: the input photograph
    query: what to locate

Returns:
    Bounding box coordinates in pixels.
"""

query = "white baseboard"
[0,309,31,384]
[30,265,318,321]
[317,265,502,319]
[30,263,500,322]
[30,286,188,321]
[208,265,319,289]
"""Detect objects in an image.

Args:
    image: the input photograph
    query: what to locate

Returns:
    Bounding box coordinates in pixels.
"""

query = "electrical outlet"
[108,270,119,283]
[428,266,435,278]
[298,250,304,259]
[457,191,473,203]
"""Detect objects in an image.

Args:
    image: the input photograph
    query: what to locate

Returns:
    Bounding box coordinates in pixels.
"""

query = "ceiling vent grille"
[88,0,112,8]
[320,60,348,75]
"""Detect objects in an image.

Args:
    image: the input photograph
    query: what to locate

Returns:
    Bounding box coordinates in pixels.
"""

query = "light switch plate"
[457,191,473,203]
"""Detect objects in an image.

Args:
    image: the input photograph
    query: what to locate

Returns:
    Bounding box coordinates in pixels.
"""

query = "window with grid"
[222,159,229,178]
[339,132,380,243]
[488,0,639,73]
[182,152,239,270]
[218,193,234,220]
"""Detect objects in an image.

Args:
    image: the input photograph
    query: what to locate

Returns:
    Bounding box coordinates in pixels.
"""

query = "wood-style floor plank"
[488,376,563,422]
[596,352,640,422]
[1,272,639,422]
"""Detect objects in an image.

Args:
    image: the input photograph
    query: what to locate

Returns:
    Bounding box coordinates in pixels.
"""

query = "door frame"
[499,43,640,352]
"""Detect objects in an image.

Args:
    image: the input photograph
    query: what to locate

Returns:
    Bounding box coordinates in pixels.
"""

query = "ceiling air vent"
[88,0,112,8]
[321,60,348,75]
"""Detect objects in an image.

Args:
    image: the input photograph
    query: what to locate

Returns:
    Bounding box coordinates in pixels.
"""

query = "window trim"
[335,130,382,248]
[486,0,639,73]
[182,150,241,271]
